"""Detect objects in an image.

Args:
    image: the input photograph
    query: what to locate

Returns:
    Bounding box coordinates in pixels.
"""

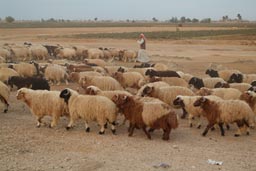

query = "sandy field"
[0,27,256,171]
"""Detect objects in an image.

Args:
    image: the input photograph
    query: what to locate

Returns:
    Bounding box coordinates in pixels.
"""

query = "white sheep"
[81,75,123,91]
[72,45,88,60]
[230,83,252,92]
[59,88,118,134]
[197,87,241,100]
[119,50,137,62]
[177,71,194,83]
[194,96,255,136]
[112,71,145,89]
[29,45,48,60]
[44,64,69,85]
[0,81,10,113]
[150,77,188,87]
[10,46,30,61]
[55,47,76,60]
[153,63,169,71]
[9,62,39,77]
[69,71,102,84]
[16,88,69,128]
[84,58,107,67]
[136,81,170,96]
[203,77,226,88]
[83,48,104,59]
[0,67,20,83]
[0,48,11,60]
[104,66,121,76]
[0,56,5,63]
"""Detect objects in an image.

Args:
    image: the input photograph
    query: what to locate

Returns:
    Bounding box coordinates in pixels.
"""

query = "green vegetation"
[49,28,256,40]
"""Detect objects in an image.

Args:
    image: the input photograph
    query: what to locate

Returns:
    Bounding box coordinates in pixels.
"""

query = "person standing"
[137,33,150,62]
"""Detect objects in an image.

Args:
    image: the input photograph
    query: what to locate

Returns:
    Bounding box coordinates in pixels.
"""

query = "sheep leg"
[148,128,155,132]
[202,123,214,136]
[66,118,74,130]
[196,116,202,129]
[99,126,105,135]
[234,120,244,137]
[188,114,193,127]
[0,96,9,113]
[162,129,170,141]
[142,127,151,139]
[218,123,225,136]
[111,122,116,135]
[36,116,43,128]
[85,122,90,132]
[128,124,136,137]
[226,124,230,130]
[181,108,187,119]
[50,115,59,128]
[243,120,250,135]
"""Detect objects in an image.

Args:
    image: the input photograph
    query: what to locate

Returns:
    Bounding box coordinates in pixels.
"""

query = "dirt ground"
[1,27,256,171]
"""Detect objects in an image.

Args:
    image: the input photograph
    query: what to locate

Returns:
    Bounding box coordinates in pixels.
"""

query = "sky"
[0,0,256,21]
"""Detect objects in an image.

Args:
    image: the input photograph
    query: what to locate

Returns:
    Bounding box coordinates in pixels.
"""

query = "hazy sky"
[0,0,255,21]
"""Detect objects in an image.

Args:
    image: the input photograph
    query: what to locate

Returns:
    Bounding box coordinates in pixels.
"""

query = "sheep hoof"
[234,134,240,137]
[111,129,116,135]
[202,133,207,136]
[36,125,41,128]
[85,127,90,132]
[190,124,193,128]
[211,127,215,131]
[66,126,71,130]
[104,123,108,129]
[3,109,8,113]
[180,115,186,119]
[221,133,225,136]
[99,131,105,135]
[246,132,250,135]
[162,137,169,141]
[49,124,53,128]
[148,128,155,132]
[197,125,201,129]
[147,135,152,140]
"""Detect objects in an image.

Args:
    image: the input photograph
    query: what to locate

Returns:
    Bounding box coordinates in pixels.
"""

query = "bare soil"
[0,27,256,171]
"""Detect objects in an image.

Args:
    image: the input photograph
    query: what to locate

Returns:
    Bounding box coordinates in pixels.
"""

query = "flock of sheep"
[1,42,256,141]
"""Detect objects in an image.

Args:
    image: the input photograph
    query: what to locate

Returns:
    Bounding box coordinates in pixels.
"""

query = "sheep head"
[16,88,27,100]
[228,73,243,83]
[205,69,219,77]
[193,96,208,107]
[188,77,204,89]
[173,96,185,108]
[112,94,130,107]
[214,82,230,88]
[248,86,256,93]
[85,86,100,95]
[196,87,212,96]
[145,69,156,77]
[117,67,125,73]
[60,89,71,104]
[141,85,154,97]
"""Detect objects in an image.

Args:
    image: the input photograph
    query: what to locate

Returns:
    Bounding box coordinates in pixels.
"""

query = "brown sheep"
[111,94,178,140]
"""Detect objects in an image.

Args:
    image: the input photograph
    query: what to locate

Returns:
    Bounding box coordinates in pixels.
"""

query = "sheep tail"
[167,112,178,129]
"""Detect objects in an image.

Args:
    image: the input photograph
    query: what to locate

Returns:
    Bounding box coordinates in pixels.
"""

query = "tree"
[94,17,98,21]
[200,18,211,23]
[185,18,191,23]
[169,17,178,23]
[237,13,242,21]
[152,17,158,22]
[222,15,229,21]
[192,18,199,23]
[5,16,15,23]
[180,16,186,23]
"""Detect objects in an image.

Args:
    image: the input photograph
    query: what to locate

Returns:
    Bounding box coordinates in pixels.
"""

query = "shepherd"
[137,33,150,63]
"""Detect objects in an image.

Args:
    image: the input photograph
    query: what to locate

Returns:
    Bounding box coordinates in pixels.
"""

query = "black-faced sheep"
[59,88,118,134]
[16,88,68,128]
[205,69,241,81]
[193,96,255,137]
[196,87,241,100]
[228,73,256,84]
[112,94,178,140]
[214,82,252,93]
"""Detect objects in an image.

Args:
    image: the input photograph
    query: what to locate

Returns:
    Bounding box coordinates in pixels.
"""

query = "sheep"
[29,45,48,60]
[173,95,222,128]
[104,66,121,76]
[43,64,69,85]
[193,96,255,137]
[145,69,180,78]
[140,85,195,118]
[149,76,188,87]
[8,62,40,77]
[0,48,11,60]
[240,91,256,115]
[214,82,252,93]
[0,67,20,83]
[248,86,256,92]
[196,87,241,100]
[84,58,107,67]
[16,88,68,128]
[59,88,118,134]
[106,48,121,60]
[0,81,10,113]
[83,48,104,59]
[205,69,242,81]
[72,45,88,60]
[54,47,76,60]
[9,46,30,61]
[99,48,112,59]
[0,56,6,63]
[251,81,256,87]
[117,66,152,78]
[7,76,50,90]
[119,50,137,62]
[81,75,123,91]
[112,94,178,140]
[85,85,132,99]
[66,64,93,73]
[228,73,256,84]
[134,63,154,68]
[176,71,194,82]
[69,71,102,84]
[43,44,59,57]
[136,81,170,96]
[134,63,169,71]
[112,71,145,89]
[188,77,226,91]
